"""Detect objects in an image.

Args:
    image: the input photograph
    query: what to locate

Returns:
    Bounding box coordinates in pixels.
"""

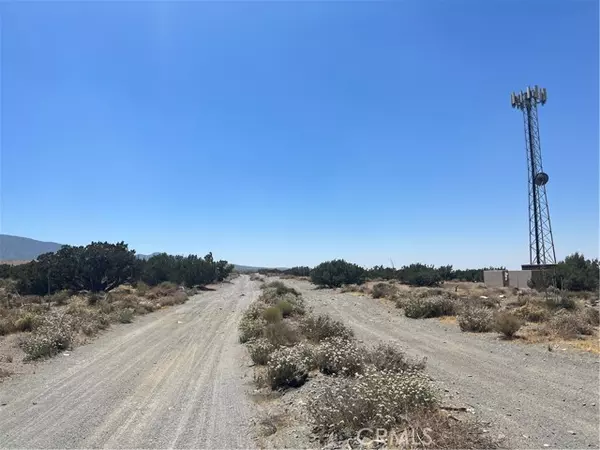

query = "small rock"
[583,403,586,406]
[63,353,70,356]
[496,433,505,441]
[482,429,489,433]
[467,375,473,378]
[592,403,596,406]
[0,403,6,406]
[568,430,576,435]
[177,321,183,324]
[543,444,550,448]
[522,434,528,439]
[516,407,521,411]
[444,388,450,392]
[506,413,512,417]
[32,402,37,405]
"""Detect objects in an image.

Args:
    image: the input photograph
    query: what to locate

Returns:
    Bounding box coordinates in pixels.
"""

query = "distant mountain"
[0,235,262,271]
[0,234,63,261]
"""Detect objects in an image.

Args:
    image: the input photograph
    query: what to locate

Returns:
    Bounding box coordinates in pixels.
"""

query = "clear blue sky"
[1,1,598,269]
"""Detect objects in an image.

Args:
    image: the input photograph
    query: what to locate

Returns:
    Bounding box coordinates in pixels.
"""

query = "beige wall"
[484,270,506,288]
[508,270,532,289]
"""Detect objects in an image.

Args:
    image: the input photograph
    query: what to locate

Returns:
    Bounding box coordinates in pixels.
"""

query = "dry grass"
[0,282,189,360]
[438,316,458,325]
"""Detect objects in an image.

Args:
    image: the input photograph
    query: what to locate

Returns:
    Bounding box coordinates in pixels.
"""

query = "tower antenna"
[511,86,556,266]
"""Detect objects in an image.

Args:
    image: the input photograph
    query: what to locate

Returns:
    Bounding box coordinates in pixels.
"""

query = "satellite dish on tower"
[534,172,549,186]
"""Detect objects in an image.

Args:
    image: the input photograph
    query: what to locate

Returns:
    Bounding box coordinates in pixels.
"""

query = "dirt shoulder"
[0,277,258,449]
[284,278,600,450]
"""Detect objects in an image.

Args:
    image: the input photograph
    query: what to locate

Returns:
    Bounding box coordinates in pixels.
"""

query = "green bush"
[403,296,455,319]
[310,260,365,288]
[262,307,283,324]
[556,253,599,292]
[262,281,299,297]
[276,300,294,317]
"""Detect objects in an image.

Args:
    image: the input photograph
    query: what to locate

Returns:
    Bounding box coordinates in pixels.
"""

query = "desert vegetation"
[240,279,493,447]
[0,241,233,367]
[0,280,188,361]
[0,241,233,296]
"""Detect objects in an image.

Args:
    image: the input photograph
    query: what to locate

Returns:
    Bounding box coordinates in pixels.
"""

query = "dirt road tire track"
[0,276,258,449]
[284,278,600,450]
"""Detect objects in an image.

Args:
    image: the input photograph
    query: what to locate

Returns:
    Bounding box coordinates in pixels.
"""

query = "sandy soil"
[0,277,259,449]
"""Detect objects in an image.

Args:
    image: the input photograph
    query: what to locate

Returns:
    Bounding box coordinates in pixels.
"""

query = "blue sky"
[1,1,598,269]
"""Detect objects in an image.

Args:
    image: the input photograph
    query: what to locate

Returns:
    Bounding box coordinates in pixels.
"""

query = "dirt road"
[0,277,258,449]
[284,279,600,450]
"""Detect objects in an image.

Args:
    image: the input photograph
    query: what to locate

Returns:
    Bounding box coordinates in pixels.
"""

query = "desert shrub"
[262,281,299,297]
[458,306,493,332]
[308,368,437,439]
[275,300,294,317]
[262,307,283,324]
[310,260,365,288]
[22,313,74,359]
[371,282,397,299]
[87,292,104,305]
[300,315,354,342]
[365,343,426,372]
[158,291,188,307]
[135,281,150,296]
[584,307,600,326]
[145,281,179,299]
[247,338,276,365]
[0,318,16,336]
[48,290,72,306]
[267,345,311,389]
[340,284,360,293]
[250,273,264,282]
[515,303,550,323]
[545,295,577,311]
[14,312,39,332]
[314,337,365,376]
[263,321,299,347]
[118,308,134,323]
[494,311,523,338]
[239,316,266,343]
[404,296,455,319]
[545,312,594,338]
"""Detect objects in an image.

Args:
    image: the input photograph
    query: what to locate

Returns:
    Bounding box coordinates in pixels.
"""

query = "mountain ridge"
[0,234,269,272]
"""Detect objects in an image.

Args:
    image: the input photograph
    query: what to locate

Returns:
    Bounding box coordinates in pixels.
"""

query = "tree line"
[0,242,234,295]
[308,255,598,291]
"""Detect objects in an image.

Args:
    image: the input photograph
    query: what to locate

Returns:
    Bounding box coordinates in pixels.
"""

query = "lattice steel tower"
[511,86,556,266]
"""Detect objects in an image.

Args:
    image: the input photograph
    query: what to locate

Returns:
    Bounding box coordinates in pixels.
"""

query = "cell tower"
[511,85,556,267]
